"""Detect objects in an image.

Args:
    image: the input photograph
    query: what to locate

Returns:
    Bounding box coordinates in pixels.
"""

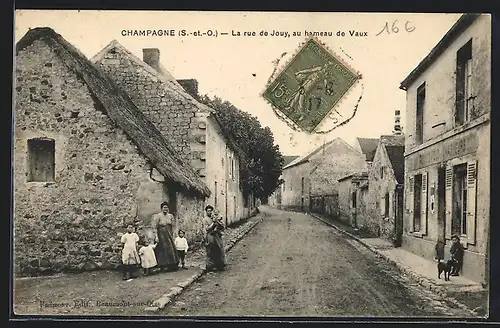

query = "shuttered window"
[421,172,428,235]
[466,160,477,245]
[408,175,414,232]
[446,161,478,245]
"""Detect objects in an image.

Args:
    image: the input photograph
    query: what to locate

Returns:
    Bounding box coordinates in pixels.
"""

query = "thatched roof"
[16,27,210,197]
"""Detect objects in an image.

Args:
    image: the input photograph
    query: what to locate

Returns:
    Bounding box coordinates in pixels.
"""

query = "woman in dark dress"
[202,205,226,271]
[151,202,179,271]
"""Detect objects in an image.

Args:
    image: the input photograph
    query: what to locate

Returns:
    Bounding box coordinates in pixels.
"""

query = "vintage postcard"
[12,10,491,319]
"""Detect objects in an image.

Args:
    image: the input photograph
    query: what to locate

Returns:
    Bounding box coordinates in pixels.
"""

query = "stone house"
[13,28,211,275]
[281,138,367,212]
[363,134,405,245]
[399,14,490,283]
[267,155,298,208]
[92,41,253,227]
[337,172,369,228]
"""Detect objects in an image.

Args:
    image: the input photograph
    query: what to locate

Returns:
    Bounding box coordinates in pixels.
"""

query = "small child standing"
[120,224,140,281]
[174,230,189,269]
[450,234,465,276]
[138,238,157,276]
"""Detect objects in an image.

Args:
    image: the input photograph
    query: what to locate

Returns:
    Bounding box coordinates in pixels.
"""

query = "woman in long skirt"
[202,205,226,271]
[151,202,179,271]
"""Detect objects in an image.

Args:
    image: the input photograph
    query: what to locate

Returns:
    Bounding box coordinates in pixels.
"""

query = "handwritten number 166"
[376,20,415,36]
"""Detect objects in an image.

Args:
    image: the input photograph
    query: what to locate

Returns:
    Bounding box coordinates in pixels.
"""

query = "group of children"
[120,224,189,281]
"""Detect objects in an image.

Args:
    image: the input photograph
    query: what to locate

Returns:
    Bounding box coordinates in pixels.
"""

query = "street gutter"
[309,212,484,318]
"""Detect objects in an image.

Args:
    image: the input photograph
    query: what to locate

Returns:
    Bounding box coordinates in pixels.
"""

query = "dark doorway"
[436,166,446,259]
[394,186,404,247]
[168,185,178,217]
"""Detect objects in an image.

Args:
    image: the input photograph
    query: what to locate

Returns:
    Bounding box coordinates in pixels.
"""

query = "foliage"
[198,95,284,199]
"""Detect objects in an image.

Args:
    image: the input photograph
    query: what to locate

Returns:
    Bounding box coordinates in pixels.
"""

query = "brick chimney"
[177,79,199,99]
[143,48,160,72]
[393,109,403,135]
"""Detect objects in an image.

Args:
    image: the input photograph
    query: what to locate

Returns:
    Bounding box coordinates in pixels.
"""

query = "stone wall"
[281,162,311,212]
[205,116,237,224]
[94,44,252,224]
[309,139,367,196]
[14,39,204,276]
[310,194,339,218]
[337,179,353,225]
[364,144,399,240]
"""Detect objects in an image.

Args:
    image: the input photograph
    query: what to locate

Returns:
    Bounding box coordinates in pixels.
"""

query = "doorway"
[394,186,404,247]
[436,166,446,259]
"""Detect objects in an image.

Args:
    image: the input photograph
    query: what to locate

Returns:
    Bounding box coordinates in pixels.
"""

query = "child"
[174,230,189,269]
[120,224,140,281]
[450,234,465,276]
[138,237,157,276]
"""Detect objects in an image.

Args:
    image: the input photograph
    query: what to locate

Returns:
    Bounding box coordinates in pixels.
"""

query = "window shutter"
[421,172,428,235]
[445,165,453,240]
[408,175,414,233]
[466,160,477,245]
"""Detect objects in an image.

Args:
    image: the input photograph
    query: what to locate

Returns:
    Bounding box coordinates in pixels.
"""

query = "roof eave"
[399,13,481,90]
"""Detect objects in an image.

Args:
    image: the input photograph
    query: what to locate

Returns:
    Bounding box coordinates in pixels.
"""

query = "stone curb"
[310,213,481,318]
[145,215,265,313]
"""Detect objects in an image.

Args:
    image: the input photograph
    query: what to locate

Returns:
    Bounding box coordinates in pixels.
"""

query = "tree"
[199,95,284,200]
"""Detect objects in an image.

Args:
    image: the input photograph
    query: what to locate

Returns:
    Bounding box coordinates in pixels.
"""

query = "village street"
[163,207,471,317]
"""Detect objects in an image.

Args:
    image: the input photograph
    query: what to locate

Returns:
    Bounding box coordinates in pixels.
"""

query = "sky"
[14,11,463,156]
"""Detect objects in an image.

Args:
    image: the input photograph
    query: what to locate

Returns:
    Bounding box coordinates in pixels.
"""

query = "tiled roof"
[357,137,379,162]
[284,137,358,169]
[385,145,405,184]
[283,155,299,167]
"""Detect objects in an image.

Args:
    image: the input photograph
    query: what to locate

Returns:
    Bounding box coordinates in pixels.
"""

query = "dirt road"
[162,207,469,317]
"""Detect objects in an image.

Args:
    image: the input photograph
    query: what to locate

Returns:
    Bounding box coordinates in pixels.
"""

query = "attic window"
[27,138,55,182]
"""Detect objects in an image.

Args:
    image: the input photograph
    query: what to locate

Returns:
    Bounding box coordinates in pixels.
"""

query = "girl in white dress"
[139,237,158,276]
[120,225,140,280]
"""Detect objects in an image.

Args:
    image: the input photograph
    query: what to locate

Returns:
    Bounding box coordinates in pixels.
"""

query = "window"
[380,166,384,179]
[384,192,390,217]
[351,191,357,208]
[456,39,473,126]
[445,161,477,244]
[452,164,468,236]
[301,177,305,195]
[416,83,426,145]
[413,174,422,232]
[27,138,55,182]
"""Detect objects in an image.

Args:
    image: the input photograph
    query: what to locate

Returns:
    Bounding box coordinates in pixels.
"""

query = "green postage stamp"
[263,38,361,133]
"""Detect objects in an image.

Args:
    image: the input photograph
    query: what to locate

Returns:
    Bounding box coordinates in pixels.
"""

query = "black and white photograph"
[11,10,491,319]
